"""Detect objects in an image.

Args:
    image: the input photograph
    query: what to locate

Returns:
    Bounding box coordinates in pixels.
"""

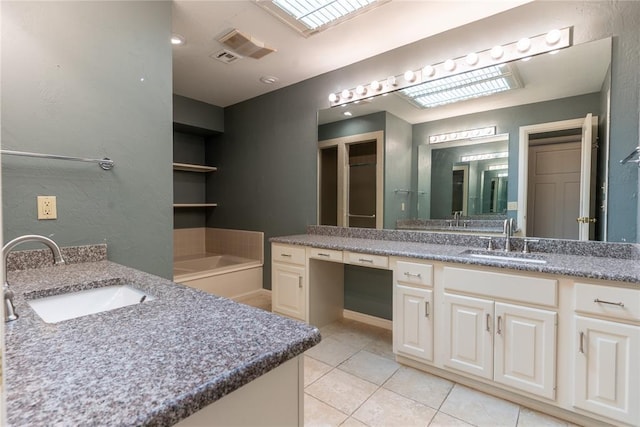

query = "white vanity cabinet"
[442,266,558,400]
[272,244,307,321]
[391,258,434,362]
[572,282,640,425]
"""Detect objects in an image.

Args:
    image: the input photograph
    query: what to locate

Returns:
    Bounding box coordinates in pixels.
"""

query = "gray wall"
[1,1,173,278]
[209,1,640,318]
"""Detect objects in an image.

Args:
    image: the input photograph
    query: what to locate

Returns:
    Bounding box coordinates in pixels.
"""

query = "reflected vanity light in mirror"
[327,27,571,107]
[430,126,496,143]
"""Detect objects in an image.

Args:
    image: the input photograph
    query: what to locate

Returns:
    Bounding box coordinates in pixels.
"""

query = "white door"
[443,293,494,380]
[394,285,433,362]
[272,263,306,321]
[574,316,640,425]
[578,113,596,240]
[494,303,557,399]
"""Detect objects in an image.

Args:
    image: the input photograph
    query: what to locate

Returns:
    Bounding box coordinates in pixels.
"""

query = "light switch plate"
[37,196,57,220]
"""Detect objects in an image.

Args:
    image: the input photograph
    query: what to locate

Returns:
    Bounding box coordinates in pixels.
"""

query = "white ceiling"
[171,0,531,108]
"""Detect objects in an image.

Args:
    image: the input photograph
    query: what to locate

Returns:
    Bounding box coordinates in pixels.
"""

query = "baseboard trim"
[343,309,392,330]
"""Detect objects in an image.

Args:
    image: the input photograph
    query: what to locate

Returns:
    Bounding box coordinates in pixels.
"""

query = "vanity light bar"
[460,151,508,162]
[429,126,496,144]
[327,27,572,107]
[488,164,508,171]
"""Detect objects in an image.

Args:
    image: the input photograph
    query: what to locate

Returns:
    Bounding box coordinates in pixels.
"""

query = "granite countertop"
[4,259,320,426]
[271,233,640,285]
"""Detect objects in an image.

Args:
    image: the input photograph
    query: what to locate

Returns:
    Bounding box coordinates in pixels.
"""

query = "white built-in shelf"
[173,203,218,208]
[173,163,218,173]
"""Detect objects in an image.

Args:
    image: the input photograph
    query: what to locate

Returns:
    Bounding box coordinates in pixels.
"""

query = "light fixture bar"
[460,151,508,162]
[429,126,496,144]
[328,27,572,107]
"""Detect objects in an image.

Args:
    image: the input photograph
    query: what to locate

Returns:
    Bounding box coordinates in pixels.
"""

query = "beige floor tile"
[305,355,333,387]
[330,328,378,350]
[306,369,378,415]
[353,388,436,427]
[439,385,519,427]
[383,366,454,410]
[305,336,360,367]
[517,407,571,426]
[234,293,271,311]
[341,417,369,427]
[305,393,349,427]
[363,331,395,360]
[338,350,400,385]
[428,412,474,426]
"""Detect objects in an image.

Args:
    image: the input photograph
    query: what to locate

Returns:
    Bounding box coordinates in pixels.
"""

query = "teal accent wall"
[1,1,173,278]
[344,266,393,320]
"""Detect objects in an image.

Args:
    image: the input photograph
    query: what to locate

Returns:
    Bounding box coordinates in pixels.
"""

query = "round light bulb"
[444,59,456,72]
[370,80,381,91]
[171,34,185,45]
[341,89,353,100]
[465,52,479,66]
[545,29,561,46]
[328,93,338,103]
[490,45,504,60]
[517,37,531,53]
[423,65,435,78]
[429,136,437,143]
[386,76,397,87]
[404,70,416,83]
[355,85,367,96]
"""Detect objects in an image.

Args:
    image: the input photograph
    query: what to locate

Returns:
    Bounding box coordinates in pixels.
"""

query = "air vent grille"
[218,29,276,60]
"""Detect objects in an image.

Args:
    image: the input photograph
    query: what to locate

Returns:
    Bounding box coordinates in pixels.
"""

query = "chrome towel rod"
[620,146,640,165]
[0,149,114,170]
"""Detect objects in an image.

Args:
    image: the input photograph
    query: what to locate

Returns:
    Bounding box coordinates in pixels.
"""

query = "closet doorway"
[318,131,384,229]
[517,114,598,240]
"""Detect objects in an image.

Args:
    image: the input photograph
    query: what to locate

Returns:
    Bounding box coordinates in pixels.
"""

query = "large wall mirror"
[318,37,612,241]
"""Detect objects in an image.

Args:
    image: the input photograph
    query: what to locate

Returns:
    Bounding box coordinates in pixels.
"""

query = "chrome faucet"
[453,211,462,227]
[503,218,514,252]
[3,235,66,322]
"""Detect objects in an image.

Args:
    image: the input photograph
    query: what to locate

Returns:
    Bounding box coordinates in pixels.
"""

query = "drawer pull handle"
[281,253,292,258]
[425,301,430,318]
[298,276,302,288]
[497,315,502,335]
[593,298,624,308]
[317,253,330,257]
[486,314,491,332]
[579,331,585,354]
[404,272,422,279]
[358,258,374,263]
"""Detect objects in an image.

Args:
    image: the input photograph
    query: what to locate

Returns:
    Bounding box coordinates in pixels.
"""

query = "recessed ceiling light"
[259,75,279,84]
[171,34,185,46]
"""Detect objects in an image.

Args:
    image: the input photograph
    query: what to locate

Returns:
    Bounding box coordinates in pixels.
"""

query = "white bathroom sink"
[27,284,155,323]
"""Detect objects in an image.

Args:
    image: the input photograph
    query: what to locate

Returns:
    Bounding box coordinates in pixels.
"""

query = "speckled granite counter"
[4,250,320,426]
[271,227,640,285]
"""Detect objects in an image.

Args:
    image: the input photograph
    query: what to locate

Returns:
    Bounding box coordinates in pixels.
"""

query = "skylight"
[398,64,521,109]
[257,0,387,36]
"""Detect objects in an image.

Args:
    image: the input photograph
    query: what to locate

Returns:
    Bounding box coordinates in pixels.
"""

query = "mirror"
[318,37,612,239]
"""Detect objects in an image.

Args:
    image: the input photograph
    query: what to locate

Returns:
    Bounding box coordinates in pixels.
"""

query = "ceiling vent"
[218,29,276,60]
[211,49,242,64]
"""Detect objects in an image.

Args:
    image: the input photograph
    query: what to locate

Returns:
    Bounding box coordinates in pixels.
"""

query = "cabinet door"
[574,316,639,425]
[272,263,306,321]
[443,293,494,380]
[394,285,433,362]
[494,303,557,399]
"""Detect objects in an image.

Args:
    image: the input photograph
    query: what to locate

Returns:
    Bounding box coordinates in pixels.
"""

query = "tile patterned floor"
[239,295,576,427]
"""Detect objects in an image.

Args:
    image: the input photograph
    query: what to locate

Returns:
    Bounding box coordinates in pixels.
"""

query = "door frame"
[317,130,384,229]
[517,116,598,238]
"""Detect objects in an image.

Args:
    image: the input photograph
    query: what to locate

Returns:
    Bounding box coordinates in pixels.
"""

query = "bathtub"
[174,254,263,299]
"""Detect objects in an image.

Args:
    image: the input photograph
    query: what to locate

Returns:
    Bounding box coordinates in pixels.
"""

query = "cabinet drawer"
[307,247,343,263]
[443,266,557,307]
[395,260,433,287]
[272,244,306,266]
[344,251,389,269]
[575,282,640,322]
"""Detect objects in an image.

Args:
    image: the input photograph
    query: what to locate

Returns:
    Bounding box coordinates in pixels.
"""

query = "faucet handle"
[479,236,494,250]
[522,238,539,254]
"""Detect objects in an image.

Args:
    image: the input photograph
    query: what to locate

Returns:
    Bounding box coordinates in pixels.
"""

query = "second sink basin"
[460,249,548,265]
[27,284,155,323]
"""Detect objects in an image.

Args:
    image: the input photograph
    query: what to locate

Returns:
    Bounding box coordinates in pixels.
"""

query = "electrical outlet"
[37,196,57,220]
[507,201,518,211]
[401,202,405,211]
